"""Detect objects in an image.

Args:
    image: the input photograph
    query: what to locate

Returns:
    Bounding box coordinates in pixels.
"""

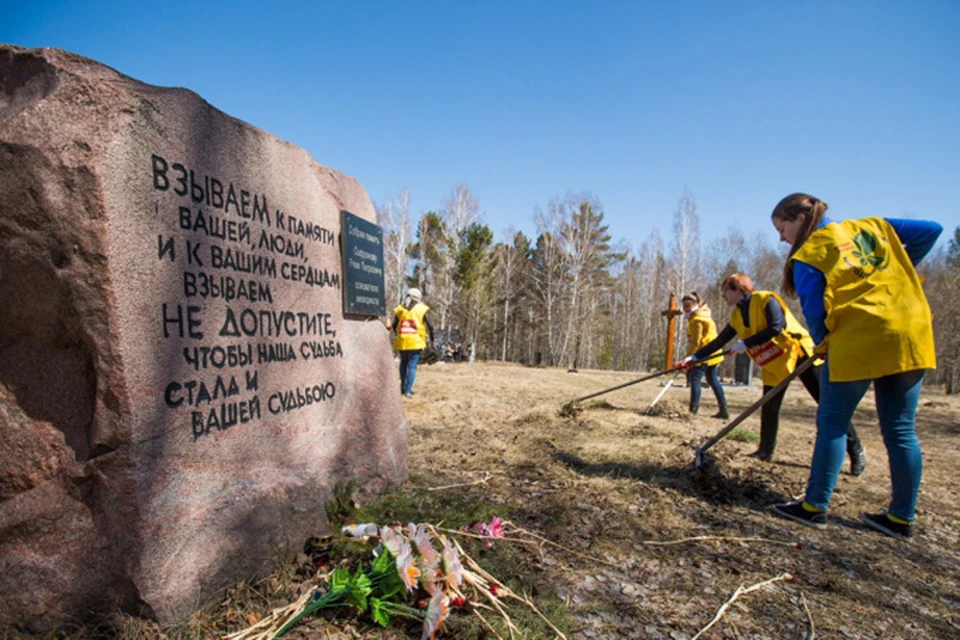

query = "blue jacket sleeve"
[793,261,828,345]
[885,219,943,265]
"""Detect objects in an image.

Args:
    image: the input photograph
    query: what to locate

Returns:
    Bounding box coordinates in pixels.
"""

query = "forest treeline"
[376,185,960,393]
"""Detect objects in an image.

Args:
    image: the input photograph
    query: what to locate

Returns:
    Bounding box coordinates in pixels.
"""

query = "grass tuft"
[727,427,761,444]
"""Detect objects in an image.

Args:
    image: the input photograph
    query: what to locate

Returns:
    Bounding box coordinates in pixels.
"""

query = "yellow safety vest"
[728,290,816,386]
[393,302,430,351]
[790,217,936,382]
[686,305,723,366]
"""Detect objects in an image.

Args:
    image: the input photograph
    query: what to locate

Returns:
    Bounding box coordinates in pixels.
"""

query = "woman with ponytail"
[769,193,942,540]
[680,292,728,418]
[679,274,865,472]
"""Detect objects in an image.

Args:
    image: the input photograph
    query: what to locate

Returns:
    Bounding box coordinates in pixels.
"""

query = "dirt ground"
[402,360,960,639]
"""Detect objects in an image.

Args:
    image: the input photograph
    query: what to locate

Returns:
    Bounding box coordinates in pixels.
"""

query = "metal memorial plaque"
[341,210,386,316]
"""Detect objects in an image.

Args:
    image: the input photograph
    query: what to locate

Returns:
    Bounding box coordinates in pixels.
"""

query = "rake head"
[559,400,584,418]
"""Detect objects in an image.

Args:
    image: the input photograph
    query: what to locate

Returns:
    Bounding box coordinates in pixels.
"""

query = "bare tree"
[926,229,960,393]
[669,189,702,363]
[530,203,569,366]
[376,188,412,305]
[432,184,481,332]
[493,229,530,361]
[443,184,479,243]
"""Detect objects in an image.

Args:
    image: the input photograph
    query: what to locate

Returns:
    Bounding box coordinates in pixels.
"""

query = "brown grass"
[6,361,960,639]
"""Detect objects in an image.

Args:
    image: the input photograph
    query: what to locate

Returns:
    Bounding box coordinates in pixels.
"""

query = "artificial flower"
[421,590,449,639]
[420,567,442,595]
[413,525,440,571]
[441,538,463,590]
[471,516,506,548]
[380,525,405,557]
[396,542,421,592]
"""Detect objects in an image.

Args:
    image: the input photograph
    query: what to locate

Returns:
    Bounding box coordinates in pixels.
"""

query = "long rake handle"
[570,366,684,404]
[566,349,737,406]
[696,355,820,457]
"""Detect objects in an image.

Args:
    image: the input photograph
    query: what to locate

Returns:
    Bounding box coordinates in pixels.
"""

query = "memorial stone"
[0,45,407,629]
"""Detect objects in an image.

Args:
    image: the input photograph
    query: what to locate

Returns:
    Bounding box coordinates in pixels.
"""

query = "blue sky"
[5,1,959,251]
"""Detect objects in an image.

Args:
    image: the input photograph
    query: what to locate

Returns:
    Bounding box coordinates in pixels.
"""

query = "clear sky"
[4,0,959,251]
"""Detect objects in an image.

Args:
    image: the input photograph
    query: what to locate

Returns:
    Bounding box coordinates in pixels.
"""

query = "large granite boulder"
[0,45,407,629]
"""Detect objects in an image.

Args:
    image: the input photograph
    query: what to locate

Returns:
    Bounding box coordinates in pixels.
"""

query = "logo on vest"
[747,341,785,367]
[399,318,419,335]
[843,230,887,278]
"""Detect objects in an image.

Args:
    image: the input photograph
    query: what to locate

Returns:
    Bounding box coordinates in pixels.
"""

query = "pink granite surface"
[0,45,407,629]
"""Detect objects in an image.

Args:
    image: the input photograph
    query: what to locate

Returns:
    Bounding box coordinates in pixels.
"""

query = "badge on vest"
[842,230,889,279]
[747,342,785,367]
[399,319,419,335]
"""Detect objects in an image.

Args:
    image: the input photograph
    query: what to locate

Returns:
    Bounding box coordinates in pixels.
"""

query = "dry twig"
[503,521,621,568]
[690,572,794,640]
[643,535,798,548]
[427,471,493,491]
[801,592,816,640]
[434,526,542,549]
[224,584,318,640]
[433,526,568,639]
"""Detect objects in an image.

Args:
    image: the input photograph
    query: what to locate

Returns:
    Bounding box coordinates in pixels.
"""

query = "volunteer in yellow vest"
[679,274,865,472]
[769,193,942,541]
[391,287,434,397]
[680,292,728,419]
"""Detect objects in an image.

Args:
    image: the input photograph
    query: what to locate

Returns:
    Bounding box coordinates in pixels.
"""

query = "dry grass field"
[394,360,960,639]
[7,360,959,640]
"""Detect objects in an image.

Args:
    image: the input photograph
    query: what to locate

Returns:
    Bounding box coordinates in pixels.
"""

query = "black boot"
[712,406,729,420]
[849,443,866,476]
[689,405,699,415]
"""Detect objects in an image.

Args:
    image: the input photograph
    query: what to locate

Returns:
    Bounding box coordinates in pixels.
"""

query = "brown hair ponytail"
[681,291,703,306]
[771,193,827,296]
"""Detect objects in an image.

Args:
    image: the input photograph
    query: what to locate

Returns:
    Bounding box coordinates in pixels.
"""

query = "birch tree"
[670,188,702,298]
[410,211,454,329]
[376,188,412,305]
[493,230,531,361]
[530,203,569,366]
[669,189,701,363]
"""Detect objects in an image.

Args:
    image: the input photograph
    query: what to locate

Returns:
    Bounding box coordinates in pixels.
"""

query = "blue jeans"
[687,364,727,412]
[804,359,925,521]
[399,349,422,395]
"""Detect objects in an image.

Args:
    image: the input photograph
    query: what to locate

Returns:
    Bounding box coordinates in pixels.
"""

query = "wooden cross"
[660,292,682,368]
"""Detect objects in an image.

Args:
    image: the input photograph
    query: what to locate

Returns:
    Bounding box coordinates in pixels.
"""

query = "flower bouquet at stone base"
[225,518,565,640]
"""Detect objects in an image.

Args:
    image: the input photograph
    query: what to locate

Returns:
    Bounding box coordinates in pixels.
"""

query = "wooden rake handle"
[568,366,684,404]
[695,354,821,463]
[564,349,735,407]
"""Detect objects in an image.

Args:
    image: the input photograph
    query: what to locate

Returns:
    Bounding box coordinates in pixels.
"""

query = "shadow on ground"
[554,450,791,508]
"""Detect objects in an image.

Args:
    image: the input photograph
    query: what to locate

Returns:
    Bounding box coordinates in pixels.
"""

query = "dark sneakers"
[772,502,827,529]
[849,444,867,476]
[861,512,914,541]
[747,449,773,462]
[712,408,730,420]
